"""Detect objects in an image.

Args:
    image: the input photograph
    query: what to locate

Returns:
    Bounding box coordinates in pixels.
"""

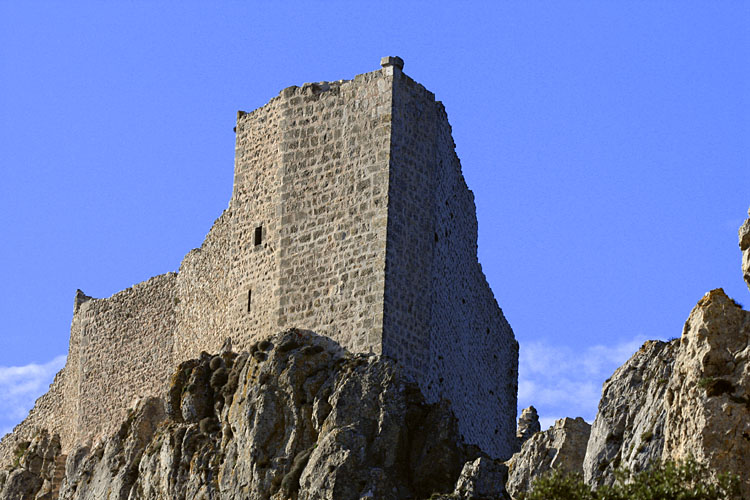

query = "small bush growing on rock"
[11,441,29,468]
[519,471,595,500]
[520,457,740,500]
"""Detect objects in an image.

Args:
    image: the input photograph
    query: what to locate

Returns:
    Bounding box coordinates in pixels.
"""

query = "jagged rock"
[505,417,590,498]
[453,457,510,499]
[0,470,41,500]
[663,288,750,498]
[44,330,485,500]
[57,397,165,500]
[515,406,540,450]
[583,288,750,496]
[740,208,750,292]
[0,429,61,500]
[583,340,676,486]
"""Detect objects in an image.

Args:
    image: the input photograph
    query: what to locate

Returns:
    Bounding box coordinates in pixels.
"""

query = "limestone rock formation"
[453,457,510,500]
[583,340,677,486]
[582,288,749,495]
[0,429,62,500]
[2,330,510,500]
[505,417,590,498]
[663,288,750,497]
[515,406,540,450]
[740,207,750,292]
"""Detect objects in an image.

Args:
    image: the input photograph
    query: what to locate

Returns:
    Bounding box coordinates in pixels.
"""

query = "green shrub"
[11,441,29,468]
[521,457,741,500]
[518,470,595,500]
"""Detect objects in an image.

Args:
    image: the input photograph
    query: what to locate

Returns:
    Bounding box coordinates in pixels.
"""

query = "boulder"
[505,417,590,498]
[0,429,61,500]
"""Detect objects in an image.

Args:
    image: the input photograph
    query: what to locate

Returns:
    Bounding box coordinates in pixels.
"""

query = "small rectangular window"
[254,226,263,246]
[247,289,252,312]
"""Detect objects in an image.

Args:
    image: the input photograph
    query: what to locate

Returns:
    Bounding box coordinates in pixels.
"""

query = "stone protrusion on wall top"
[380,56,404,71]
[739,206,750,292]
[74,289,93,313]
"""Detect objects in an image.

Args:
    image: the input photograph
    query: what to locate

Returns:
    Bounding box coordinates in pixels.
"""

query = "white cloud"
[518,335,648,427]
[0,355,66,437]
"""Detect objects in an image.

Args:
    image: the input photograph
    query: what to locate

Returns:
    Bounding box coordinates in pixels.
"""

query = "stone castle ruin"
[0,57,518,462]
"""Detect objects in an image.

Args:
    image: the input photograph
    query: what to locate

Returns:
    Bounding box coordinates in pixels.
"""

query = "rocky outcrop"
[0,429,62,500]
[663,288,750,497]
[515,406,540,450]
[582,289,749,495]
[505,417,590,498]
[56,397,165,500]
[2,329,509,500]
[583,340,676,486]
[453,458,510,500]
[740,207,750,292]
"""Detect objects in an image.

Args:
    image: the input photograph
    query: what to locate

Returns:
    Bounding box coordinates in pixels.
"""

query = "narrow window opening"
[247,289,252,312]
[254,226,263,246]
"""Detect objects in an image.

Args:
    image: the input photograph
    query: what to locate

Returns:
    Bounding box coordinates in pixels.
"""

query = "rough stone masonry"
[0,57,518,464]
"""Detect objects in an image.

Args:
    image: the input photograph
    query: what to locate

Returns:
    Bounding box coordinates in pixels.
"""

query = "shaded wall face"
[384,71,518,459]
[275,73,392,354]
[382,72,437,375]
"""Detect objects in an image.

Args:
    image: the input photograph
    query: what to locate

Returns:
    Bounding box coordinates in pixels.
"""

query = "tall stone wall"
[173,211,235,361]
[74,273,176,448]
[275,73,392,354]
[383,68,518,459]
[225,98,284,351]
[173,71,394,359]
[382,68,437,374]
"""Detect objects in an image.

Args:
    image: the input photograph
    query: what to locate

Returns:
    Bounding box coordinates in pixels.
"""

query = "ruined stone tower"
[1,57,518,462]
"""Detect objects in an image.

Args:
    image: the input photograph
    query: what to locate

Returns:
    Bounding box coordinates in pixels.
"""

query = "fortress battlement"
[1,58,518,463]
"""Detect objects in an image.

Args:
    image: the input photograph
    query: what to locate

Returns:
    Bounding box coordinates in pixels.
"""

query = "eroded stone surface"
[505,417,590,498]
[0,429,61,500]
[25,331,495,500]
[663,288,750,498]
[515,406,540,450]
[583,340,676,486]
[453,457,509,499]
[582,288,750,495]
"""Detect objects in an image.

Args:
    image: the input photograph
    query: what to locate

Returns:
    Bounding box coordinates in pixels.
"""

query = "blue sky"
[1,2,748,436]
